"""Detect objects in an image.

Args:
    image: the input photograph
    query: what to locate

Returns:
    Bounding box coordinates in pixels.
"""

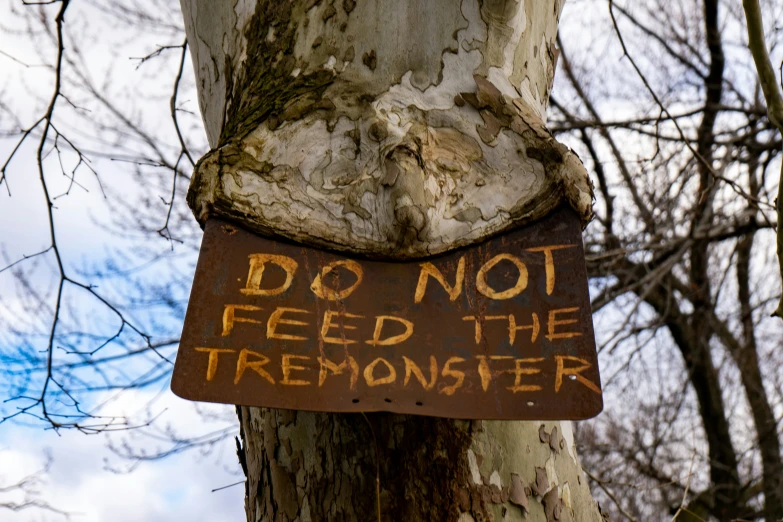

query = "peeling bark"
[237,409,603,522]
[181,0,592,259]
[180,0,602,519]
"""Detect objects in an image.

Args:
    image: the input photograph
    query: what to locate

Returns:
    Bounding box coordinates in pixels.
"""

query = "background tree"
[551,0,783,520]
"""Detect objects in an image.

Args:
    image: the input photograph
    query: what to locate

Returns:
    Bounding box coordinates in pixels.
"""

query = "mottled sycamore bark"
[236,408,603,522]
[180,0,603,520]
[182,0,592,259]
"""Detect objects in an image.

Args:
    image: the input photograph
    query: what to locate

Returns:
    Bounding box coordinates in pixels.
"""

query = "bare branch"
[741,0,783,318]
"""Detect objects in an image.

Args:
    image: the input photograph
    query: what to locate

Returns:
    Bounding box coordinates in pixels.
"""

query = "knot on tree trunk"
[187,75,593,259]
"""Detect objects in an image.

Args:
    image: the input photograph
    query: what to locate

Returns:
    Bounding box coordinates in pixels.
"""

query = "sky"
[0,392,244,522]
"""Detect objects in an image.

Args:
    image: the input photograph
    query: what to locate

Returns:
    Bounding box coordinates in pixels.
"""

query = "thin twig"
[584,469,641,522]
[608,0,771,213]
[211,480,245,493]
[0,247,53,274]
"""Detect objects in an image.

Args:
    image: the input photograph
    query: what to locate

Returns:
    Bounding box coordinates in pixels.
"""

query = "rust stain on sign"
[171,206,602,420]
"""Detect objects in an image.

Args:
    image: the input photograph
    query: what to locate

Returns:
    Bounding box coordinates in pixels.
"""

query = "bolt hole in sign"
[171,206,602,420]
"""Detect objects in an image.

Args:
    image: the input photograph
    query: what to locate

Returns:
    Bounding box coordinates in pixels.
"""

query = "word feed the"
[171,208,603,420]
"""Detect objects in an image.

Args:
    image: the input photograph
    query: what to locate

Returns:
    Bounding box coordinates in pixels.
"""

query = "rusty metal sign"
[171,206,602,420]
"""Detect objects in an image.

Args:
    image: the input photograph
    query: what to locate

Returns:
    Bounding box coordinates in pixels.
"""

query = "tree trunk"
[180,0,603,519]
[236,408,603,521]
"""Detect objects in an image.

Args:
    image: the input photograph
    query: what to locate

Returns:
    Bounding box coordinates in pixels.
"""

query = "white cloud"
[0,390,245,522]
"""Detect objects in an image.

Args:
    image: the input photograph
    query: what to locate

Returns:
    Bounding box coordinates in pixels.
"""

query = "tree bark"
[236,408,603,521]
[735,153,783,521]
[180,0,603,520]
[688,1,743,517]
[181,0,592,259]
